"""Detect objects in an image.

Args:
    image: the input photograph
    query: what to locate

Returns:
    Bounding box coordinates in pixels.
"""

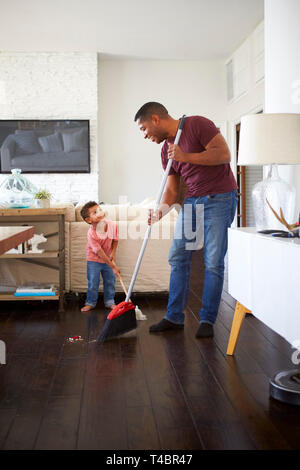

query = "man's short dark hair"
[80,201,98,221]
[134,102,168,122]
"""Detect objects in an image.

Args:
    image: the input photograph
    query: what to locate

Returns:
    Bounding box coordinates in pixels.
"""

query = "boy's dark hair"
[134,102,168,122]
[80,201,98,221]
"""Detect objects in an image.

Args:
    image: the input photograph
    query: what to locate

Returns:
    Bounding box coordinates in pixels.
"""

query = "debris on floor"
[68,335,83,343]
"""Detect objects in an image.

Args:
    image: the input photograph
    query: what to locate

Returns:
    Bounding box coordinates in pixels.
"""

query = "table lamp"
[238,113,300,231]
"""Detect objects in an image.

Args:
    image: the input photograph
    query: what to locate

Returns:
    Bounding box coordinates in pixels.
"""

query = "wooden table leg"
[58,214,65,313]
[226,301,252,355]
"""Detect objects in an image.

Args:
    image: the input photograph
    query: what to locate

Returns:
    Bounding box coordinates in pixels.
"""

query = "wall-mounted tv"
[0,120,90,173]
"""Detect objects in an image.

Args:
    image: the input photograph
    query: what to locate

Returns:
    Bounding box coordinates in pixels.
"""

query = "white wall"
[264,0,300,217]
[226,22,265,164]
[265,0,300,114]
[98,59,227,203]
[0,52,98,203]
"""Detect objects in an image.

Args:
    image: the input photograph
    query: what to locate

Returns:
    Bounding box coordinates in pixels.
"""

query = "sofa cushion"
[51,203,76,222]
[120,205,178,222]
[61,127,88,153]
[38,133,63,153]
[118,206,149,221]
[13,131,41,156]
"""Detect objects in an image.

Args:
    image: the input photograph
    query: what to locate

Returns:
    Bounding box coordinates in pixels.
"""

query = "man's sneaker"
[149,318,184,333]
[195,322,214,338]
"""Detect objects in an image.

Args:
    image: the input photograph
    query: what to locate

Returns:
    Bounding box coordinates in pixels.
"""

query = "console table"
[226,227,300,355]
[0,208,65,312]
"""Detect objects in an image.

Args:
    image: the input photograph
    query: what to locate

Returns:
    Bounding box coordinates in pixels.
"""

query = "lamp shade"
[238,113,300,165]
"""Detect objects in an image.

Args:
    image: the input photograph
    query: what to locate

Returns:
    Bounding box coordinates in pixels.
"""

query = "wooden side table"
[0,208,66,312]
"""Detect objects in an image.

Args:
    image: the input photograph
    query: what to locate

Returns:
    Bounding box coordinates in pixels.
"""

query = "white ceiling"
[0,0,264,60]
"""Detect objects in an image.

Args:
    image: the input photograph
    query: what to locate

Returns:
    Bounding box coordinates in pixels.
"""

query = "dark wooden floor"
[1,250,300,450]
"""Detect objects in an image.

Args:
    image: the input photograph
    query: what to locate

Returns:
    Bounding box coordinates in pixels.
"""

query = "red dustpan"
[97,115,186,343]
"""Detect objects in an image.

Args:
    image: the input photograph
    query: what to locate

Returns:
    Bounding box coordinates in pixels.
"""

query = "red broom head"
[107,300,135,320]
[97,300,137,343]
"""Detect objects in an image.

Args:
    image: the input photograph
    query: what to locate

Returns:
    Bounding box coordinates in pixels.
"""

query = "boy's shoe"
[195,322,214,338]
[149,318,184,333]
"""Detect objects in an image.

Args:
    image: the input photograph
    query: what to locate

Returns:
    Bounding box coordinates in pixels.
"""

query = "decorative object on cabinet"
[0,168,37,208]
[238,113,300,231]
[26,233,47,253]
[34,188,52,208]
[266,199,299,236]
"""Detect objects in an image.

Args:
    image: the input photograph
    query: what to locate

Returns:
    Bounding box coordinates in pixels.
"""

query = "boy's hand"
[111,260,120,278]
[113,266,120,278]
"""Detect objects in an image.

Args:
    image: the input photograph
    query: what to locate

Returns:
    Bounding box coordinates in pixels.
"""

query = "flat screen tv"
[0,120,90,173]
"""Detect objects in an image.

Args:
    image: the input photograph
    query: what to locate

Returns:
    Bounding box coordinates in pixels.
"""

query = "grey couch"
[0,126,89,172]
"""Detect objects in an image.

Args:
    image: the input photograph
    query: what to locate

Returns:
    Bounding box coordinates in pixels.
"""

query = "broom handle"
[112,261,131,300]
[119,275,129,298]
[125,115,186,302]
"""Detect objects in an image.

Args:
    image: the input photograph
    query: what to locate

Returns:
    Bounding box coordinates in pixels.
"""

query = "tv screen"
[0,120,90,173]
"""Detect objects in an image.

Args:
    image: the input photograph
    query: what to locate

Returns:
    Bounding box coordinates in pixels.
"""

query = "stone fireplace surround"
[0,52,98,204]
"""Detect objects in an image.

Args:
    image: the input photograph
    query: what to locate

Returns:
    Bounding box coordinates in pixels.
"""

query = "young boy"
[80,201,120,312]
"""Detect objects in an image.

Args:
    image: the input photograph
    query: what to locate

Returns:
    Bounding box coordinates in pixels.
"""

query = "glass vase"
[252,164,295,231]
[0,168,38,208]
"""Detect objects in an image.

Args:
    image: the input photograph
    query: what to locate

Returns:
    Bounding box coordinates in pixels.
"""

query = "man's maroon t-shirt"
[161,115,237,198]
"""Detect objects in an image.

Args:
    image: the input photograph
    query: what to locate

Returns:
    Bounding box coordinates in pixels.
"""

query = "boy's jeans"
[86,261,116,308]
[165,190,238,325]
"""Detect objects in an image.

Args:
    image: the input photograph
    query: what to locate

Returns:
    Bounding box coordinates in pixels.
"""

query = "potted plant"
[34,189,52,208]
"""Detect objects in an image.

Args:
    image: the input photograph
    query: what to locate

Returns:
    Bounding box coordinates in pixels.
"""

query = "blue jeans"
[86,261,116,308]
[165,190,238,325]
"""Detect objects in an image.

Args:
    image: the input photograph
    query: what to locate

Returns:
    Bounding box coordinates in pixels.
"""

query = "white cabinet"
[226,21,264,103]
[228,227,300,346]
[253,22,264,84]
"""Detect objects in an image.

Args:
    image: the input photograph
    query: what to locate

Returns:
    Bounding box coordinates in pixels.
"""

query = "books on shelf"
[15,284,55,292]
[14,292,56,297]
[14,284,56,297]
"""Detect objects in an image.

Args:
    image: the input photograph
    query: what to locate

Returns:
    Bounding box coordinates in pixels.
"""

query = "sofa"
[0,199,179,295]
[0,125,89,172]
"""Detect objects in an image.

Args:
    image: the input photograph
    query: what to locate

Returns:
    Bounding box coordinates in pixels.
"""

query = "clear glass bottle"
[0,168,37,208]
[252,164,295,231]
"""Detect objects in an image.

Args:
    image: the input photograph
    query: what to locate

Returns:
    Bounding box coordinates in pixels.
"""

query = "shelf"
[0,208,66,217]
[0,251,59,259]
[0,293,59,301]
[0,210,65,311]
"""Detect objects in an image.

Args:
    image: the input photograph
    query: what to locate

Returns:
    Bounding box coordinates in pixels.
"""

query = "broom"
[97,114,186,343]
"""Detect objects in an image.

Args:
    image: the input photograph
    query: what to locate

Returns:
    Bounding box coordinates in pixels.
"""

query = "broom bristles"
[97,306,137,343]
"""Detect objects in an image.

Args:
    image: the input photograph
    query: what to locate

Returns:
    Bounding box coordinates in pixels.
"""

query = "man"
[134,102,238,338]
